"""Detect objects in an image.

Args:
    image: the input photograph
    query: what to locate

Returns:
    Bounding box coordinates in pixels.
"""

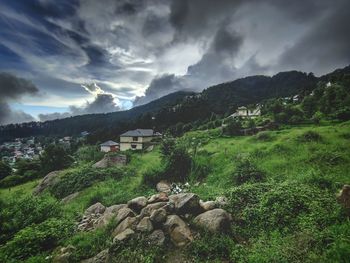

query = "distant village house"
[230,105,261,118]
[120,129,158,151]
[100,140,120,152]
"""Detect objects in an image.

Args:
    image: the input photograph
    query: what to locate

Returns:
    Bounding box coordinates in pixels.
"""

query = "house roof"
[100,140,119,146]
[120,129,154,137]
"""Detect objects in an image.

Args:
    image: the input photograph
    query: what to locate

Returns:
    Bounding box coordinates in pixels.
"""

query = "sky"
[0,0,349,125]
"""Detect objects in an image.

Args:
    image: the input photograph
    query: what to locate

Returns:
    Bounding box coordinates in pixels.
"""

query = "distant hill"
[1,66,349,142]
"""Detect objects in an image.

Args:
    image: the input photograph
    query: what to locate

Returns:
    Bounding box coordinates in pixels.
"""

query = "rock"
[93,155,127,168]
[113,217,138,236]
[33,171,61,195]
[148,192,169,203]
[96,204,127,228]
[85,202,106,216]
[193,209,232,233]
[116,207,136,223]
[164,215,193,247]
[146,229,165,246]
[92,156,109,168]
[150,208,167,226]
[61,192,79,204]
[81,249,110,263]
[156,180,171,193]
[169,193,201,215]
[337,185,350,211]
[113,228,135,242]
[215,196,228,207]
[199,200,217,211]
[136,217,153,233]
[127,196,148,213]
[53,245,75,263]
[140,202,168,218]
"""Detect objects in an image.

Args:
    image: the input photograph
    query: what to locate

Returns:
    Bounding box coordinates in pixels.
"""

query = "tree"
[0,161,11,180]
[40,144,74,174]
[223,118,242,136]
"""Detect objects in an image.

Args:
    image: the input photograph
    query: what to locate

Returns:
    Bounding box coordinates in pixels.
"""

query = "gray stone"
[156,180,171,193]
[127,196,148,213]
[113,228,135,242]
[150,208,167,226]
[81,249,110,263]
[61,192,79,204]
[136,217,153,233]
[163,215,193,247]
[193,208,232,233]
[34,171,61,195]
[85,203,106,216]
[113,217,138,236]
[148,192,169,203]
[199,200,217,211]
[169,193,201,215]
[96,204,127,229]
[140,202,168,218]
[116,207,135,223]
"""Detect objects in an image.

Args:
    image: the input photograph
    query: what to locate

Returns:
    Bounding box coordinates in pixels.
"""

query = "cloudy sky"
[0,0,349,125]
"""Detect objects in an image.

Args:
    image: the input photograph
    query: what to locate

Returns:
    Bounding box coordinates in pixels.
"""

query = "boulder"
[146,229,165,246]
[92,156,109,168]
[113,228,135,242]
[193,209,232,233]
[115,207,136,223]
[148,192,169,203]
[136,217,153,233]
[33,171,61,195]
[150,208,167,226]
[199,200,217,211]
[96,204,127,228]
[156,180,171,193]
[140,202,168,218]
[169,193,201,215]
[81,249,110,263]
[84,202,106,216]
[127,196,148,213]
[113,217,138,236]
[337,185,350,211]
[164,215,193,247]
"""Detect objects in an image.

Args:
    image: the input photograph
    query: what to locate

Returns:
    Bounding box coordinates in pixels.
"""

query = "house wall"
[101,146,111,152]
[120,136,153,151]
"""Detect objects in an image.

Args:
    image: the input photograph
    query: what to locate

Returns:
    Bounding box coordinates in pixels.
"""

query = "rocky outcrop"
[93,155,127,168]
[76,192,231,250]
[193,208,232,233]
[52,245,76,263]
[81,249,110,263]
[61,192,79,204]
[156,180,171,193]
[33,170,61,195]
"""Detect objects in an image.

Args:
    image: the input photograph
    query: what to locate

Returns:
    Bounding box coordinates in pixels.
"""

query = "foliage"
[0,161,11,180]
[141,166,165,188]
[298,130,322,142]
[232,158,266,185]
[74,145,104,163]
[40,144,74,174]
[49,166,127,198]
[0,194,61,245]
[223,118,242,136]
[0,218,74,261]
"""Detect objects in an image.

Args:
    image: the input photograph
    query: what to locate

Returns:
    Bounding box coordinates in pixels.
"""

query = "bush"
[254,131,274,141]
[190,152,212,182]
[141,166,165,187]
[49,166,126,198]
[75,145,104,163]
[0,175,25,187]
[40,144,74,174]
[223,118,242,136]
[232,159,266,185]
[0,161,11,180]
[0,218,74,261]
[0,194,61,245]
[298,130,322,142]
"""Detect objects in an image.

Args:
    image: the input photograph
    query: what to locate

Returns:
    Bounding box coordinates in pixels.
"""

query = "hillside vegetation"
[1,121,349,262]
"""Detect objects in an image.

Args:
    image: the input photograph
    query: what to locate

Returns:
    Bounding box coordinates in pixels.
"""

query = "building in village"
[119,129,158,151]
[230,105,261,118]
[100,140,120,152]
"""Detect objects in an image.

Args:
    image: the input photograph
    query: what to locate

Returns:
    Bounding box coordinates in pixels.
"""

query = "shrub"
[75,145,104,163]
[163,144,192,182]
[298,130,322,142]
[0,174,25,187]
[40,144,74,174]
[0,161,11,180]
[141,166,165,187]
[190,152,212,182]
[49,166,126,198]
[0,194,61,245]
[232,159,266,185]
[223,118,242,136]
[255,131,274,141]
[0,218,74,261]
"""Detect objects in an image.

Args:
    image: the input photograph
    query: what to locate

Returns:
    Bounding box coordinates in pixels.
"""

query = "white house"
[119,129,156,151]
[230,105,261,118]
[100,140,119,152]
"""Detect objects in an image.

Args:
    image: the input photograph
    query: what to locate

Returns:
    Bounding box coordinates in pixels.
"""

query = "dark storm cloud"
[0,73,38,124]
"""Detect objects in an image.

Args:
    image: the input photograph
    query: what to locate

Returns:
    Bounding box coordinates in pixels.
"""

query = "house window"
[131,144,137,149]
[132,136,138,141]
